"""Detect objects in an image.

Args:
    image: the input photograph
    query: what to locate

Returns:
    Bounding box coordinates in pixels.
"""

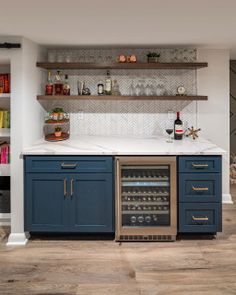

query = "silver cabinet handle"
[61,163,78,169]
[70,179,74,197]
[192,216,209,221]
[192,186,209,191]
[64,178,67,197]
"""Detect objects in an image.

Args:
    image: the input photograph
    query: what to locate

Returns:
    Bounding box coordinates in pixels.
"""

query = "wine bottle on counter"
[105,70,112,95]
[45,71,53,95]
[63,74,70,95]
[174,111,183,140]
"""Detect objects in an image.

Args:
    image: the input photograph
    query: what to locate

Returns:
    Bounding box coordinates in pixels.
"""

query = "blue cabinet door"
[25,173,69,232]
[69,173,114,233]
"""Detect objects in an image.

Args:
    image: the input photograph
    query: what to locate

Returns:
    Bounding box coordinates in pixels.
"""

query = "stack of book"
[0,142,10,164]
[0,74,10,93]
[0,110,10,128]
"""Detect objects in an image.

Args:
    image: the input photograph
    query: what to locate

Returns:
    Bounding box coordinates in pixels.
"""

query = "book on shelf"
[0,142,10,164]
[0,110,10,128]
[0,74,10,94]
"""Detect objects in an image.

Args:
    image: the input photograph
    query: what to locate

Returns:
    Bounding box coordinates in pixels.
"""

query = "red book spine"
[0,75,3,93]
[4,74,10,93]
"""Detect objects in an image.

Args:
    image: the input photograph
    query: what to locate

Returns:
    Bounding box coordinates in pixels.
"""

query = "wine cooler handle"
[64,178,67,197]
[192,186,209,191]
[61,162,77,169]
[70,179,74,197]
[192,216,209,221]
[192,163,209,168]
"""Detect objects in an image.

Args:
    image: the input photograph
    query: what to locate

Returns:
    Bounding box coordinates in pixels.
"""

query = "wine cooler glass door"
[116,157,177,237]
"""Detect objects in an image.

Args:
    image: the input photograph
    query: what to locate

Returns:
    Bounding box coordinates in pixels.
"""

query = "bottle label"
[45,84,53,95]
[98,84,104,94]
[105,80,112,92]
[175,124,184,134]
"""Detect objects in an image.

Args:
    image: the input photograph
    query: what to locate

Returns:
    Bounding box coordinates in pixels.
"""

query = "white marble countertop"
[22,135,226,156]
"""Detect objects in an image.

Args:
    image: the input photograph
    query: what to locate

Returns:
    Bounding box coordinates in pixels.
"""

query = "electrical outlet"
[78,111,84,119]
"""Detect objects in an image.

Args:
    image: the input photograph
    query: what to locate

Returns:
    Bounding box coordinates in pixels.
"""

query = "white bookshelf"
[0,65,11,225]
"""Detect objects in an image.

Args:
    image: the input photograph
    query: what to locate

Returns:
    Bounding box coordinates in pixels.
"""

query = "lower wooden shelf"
[37,95,208,101]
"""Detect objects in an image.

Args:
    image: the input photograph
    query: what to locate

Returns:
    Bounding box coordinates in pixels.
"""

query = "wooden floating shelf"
[36,62,208,70]
[37,95,208,101]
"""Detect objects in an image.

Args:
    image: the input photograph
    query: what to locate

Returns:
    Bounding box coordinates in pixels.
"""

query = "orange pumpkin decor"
[117,55,126,63]
[130,55,137,63]
[117,54,137,63]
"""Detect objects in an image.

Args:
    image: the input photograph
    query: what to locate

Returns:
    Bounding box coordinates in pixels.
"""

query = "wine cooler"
[115,157,177,241]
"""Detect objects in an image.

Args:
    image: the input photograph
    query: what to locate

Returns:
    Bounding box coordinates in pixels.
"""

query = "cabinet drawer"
[178,156,221,173]
[178,203,222,233]
[179,173,221,203]
[25,156,113,173]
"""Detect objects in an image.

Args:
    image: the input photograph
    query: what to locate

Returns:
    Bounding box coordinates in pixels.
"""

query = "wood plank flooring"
[0,186,236,295]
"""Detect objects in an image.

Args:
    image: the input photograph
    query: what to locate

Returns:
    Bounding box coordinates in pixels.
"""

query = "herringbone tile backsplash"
[43,48,198,136]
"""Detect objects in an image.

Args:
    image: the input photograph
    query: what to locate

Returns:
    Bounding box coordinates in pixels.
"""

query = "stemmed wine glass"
[165,120,173,143]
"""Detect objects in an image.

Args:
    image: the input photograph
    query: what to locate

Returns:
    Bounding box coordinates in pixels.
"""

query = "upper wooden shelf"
[37,95,208,101]
[36,62,208,70]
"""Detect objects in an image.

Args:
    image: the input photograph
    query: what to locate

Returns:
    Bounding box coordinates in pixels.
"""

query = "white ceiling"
[1,0,236,56]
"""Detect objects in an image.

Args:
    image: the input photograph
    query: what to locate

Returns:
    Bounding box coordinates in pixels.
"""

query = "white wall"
[6,37,46,245]
[197,49,231,203]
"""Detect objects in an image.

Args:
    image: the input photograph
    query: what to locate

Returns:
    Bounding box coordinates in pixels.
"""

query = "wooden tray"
[45,119,69,124]
[45,132,69,142]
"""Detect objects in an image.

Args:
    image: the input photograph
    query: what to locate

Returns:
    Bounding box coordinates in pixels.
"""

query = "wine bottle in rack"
[174,111,183,140]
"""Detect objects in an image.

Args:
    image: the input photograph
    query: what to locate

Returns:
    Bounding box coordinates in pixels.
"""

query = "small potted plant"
[147,52,160,63]
[51,107,65,121]
[54,126,62,137]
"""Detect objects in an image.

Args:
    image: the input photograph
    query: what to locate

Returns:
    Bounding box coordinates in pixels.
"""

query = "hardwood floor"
[0,187,236,295]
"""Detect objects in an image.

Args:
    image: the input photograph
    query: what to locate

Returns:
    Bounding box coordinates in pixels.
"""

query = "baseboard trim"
[223,193,233,204]
[6,233,28,246]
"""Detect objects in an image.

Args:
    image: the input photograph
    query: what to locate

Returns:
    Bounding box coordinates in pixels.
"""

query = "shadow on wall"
[40,99,193,114]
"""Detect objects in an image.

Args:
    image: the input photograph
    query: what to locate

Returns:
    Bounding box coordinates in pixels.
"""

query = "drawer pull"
[192,163,209,168]
[192,186,209,191]
[70,179,74,197]
[192,216,209,221]
[61,163,77,169]
[64,178,67,197]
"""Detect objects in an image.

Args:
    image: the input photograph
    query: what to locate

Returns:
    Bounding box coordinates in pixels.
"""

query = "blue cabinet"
[70,174,113,232]
[25,173,69,232]
[178,156,222,233]
[24,156,114,233]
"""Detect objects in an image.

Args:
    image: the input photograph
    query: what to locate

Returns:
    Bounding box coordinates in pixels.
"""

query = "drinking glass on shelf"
[134,83,141,96]
[97,50,103,63]
[88,51,95,63]
[137,79,145,96]
[105,55,112,64]
[56,52,64,62]
[165,121,173,143]
[48,51,56,62]
[145,83,152,96]
[65,51,72,63]
[129,81,135,96]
